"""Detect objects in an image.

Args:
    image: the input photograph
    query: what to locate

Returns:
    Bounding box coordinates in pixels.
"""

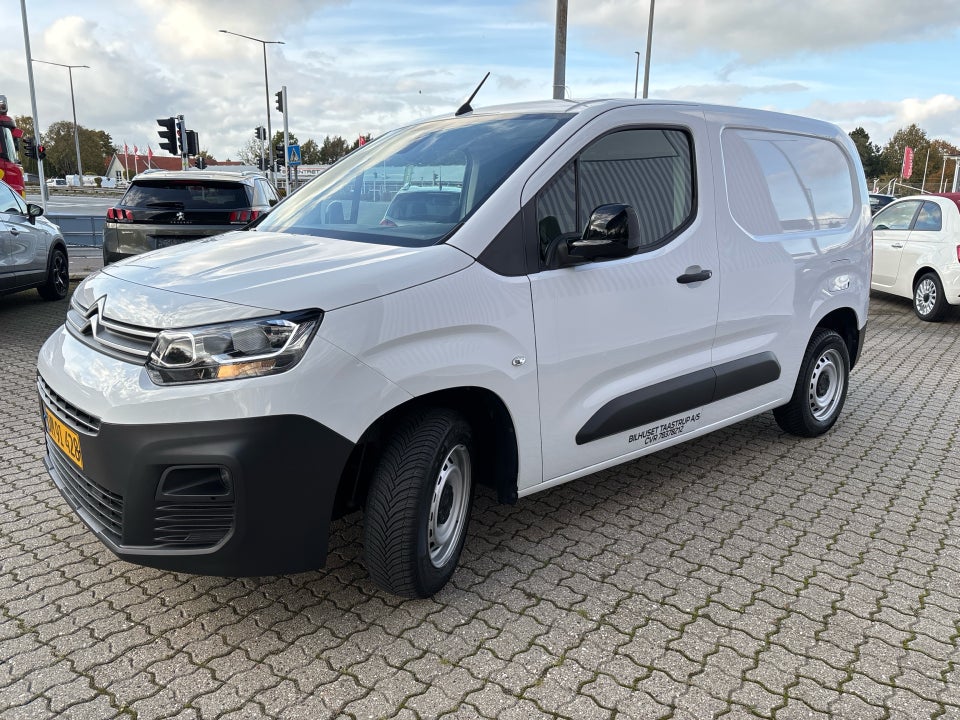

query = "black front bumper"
[42,409,355,576]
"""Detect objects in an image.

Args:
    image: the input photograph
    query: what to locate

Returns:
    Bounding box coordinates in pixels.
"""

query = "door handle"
[677,268,713,284]
[8,227,19,236]
[891,242,904,248]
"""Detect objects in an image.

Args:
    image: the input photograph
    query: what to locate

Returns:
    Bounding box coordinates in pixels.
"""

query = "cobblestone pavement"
[2,286,959,720]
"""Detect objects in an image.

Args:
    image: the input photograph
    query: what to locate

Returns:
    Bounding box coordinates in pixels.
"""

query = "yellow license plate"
[46,408,83,469]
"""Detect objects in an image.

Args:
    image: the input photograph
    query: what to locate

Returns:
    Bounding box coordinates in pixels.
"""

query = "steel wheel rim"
[53,254,68,295]
[915,278,937,316]
[808,348,844,422]
[428,443,471,568]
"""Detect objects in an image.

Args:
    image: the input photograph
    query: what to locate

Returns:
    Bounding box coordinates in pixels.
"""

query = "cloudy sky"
[1,0,958,162]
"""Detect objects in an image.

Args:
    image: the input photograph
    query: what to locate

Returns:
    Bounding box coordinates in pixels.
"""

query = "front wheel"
[774,329,850,437]
[37,247,68,301]
[363,409,474,598]
[913,272,948,322]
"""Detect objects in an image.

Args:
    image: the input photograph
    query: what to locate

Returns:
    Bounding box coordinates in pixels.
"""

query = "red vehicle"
[0,95,25,197]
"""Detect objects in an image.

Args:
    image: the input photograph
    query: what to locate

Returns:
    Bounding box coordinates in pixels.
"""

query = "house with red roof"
[103,152,245,181]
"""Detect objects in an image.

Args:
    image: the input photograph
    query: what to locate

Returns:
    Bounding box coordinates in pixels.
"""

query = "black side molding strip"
[575,351,781,445]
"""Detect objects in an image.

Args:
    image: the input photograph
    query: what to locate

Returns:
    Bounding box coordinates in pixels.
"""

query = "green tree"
[300,138,321,165]
[14,115,36,174]
[237,136,262,166]
[923,139,960,193]
[879,124,930,184]
[319,135,350,164]
[849,127,882,179]
[350,133,373,152]
[39,120,113,178]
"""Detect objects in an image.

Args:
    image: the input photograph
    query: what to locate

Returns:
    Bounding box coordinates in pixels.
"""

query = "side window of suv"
[255,179,279,207]
[536,127,694,264]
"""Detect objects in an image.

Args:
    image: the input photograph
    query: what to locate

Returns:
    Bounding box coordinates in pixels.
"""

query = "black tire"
[37,247,69,301]
[913,272,948,322]
[363,409,474,598]
[774,328,850,437]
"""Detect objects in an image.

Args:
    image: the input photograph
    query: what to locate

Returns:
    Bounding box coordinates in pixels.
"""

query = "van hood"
[100,230,474,313]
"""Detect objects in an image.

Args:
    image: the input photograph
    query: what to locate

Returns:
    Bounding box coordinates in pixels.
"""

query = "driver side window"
[535,127,694,265]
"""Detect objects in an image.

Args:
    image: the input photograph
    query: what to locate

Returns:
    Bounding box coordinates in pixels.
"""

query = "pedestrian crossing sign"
[287,144,301,166]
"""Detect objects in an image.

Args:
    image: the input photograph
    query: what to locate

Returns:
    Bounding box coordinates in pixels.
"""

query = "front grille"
[66,296,159,364]
[47,441,123,544]
[154,502,234,548]
[37,375,101,434]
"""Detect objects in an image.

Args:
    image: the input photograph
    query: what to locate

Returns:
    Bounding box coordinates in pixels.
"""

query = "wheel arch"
[332,386,520,519]
[814,306,861,369]
[47,238,68,271]
[911,266,939,291]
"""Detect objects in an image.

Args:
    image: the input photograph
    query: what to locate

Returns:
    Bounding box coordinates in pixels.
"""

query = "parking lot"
[2,286,959,719]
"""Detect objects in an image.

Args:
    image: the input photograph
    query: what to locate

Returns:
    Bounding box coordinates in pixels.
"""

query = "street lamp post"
[634,51,641,99]
[642,0,655,99]
[32,59,89,180]
[220,29,283,182]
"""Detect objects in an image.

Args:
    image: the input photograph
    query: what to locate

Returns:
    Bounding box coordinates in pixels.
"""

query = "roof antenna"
[455,72,490,116]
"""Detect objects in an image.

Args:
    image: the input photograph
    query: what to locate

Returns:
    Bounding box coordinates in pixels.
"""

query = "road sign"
[287,144,301,166]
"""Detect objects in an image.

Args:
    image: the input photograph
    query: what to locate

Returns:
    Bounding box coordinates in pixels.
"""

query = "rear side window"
[253,179,279,207]
[536,127,694,262]
[914,202,942,231]
[122,181,252,210]
[723,129,856,236]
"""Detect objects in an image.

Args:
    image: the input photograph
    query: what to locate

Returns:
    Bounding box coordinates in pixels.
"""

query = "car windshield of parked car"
[256,113,571,247]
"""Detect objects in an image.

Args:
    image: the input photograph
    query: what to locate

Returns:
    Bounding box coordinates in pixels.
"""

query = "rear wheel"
[37,247,68,301]
[363,409,474,598]
[913,272,947,321]
[774,328,850,437]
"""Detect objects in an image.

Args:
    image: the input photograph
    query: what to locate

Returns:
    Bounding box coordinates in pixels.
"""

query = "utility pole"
[178,115,187,170]
[552,0,567,100]
[642,0,655,99]
[19,0,47,207]
[634,51,641,99]
[280,86,290,189]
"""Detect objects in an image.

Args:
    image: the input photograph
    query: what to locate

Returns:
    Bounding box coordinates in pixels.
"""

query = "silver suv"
[102,170,280,265]
[0,180,68,301]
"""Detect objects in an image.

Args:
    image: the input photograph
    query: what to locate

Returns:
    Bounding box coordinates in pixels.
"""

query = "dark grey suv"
[102,170,280,265]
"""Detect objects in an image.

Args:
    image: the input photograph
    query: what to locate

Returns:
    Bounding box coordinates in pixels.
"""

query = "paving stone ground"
[2,285,959,719]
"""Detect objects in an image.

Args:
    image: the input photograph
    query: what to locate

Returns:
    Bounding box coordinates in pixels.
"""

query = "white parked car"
[37,99,871,597]
[871,194,960,321]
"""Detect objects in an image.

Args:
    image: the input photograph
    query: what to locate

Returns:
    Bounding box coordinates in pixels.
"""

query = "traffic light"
[157,117,178,155]
[275,90,284,113]
[274,143,285,167]
[186,130,199,156]
[255,126,266,141]
[194,156,207,170]
[22,136,36,159]
[36,144,46,161]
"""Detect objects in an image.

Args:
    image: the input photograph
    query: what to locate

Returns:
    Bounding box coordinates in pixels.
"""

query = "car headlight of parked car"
[146,310,322,385]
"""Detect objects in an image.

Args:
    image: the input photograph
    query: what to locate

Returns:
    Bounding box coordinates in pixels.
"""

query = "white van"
[37,100,871,597]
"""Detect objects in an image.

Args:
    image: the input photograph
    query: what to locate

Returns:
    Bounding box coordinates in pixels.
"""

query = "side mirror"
[26,203,44,225]
[545,204,642,269]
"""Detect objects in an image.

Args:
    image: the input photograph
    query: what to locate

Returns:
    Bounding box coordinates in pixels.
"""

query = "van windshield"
[256,113,570,246]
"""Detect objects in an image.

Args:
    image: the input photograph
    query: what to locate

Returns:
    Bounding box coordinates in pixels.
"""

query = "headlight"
[146,310,322,385]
